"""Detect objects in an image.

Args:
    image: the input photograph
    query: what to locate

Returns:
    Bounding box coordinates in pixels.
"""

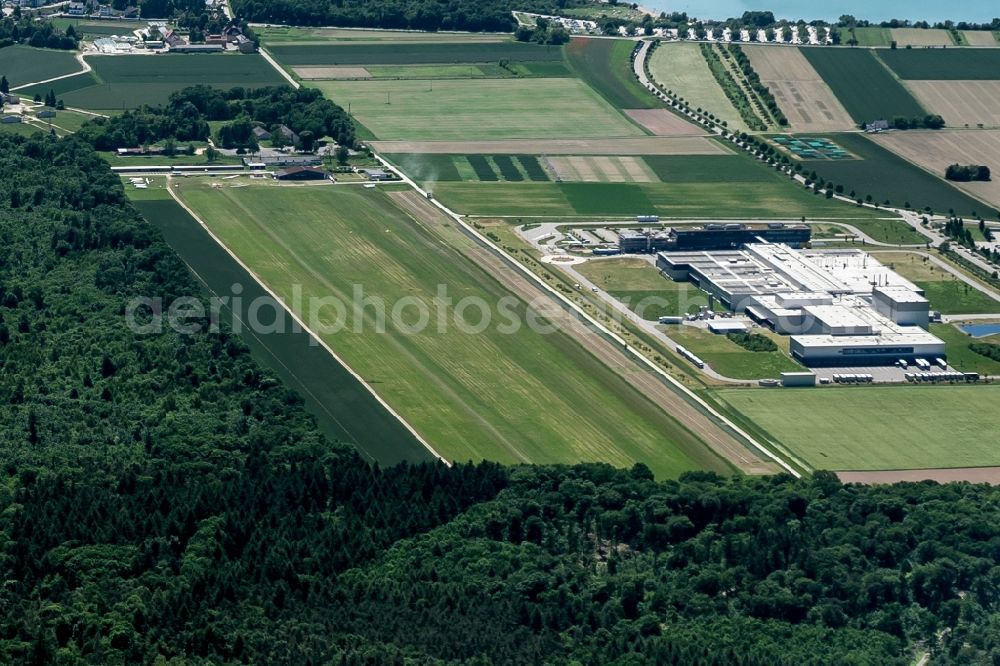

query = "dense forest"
[229,0,586,32]
[76,85,355,150]
[0,15,79,50]
[2,133,1000,663]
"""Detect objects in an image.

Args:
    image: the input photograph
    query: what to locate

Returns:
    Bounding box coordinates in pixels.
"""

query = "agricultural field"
[50,18,144,38]
[1,45,83,88]
[849,27,892,46]
[314,78,644,140]
[716,384,1000,471]
[430,179,890,219]
[963,31,1000,46]
[372,137,726,155]
[258,26,510,44]
[890,28,955,47]
[880,49,1000,80]
[903,81,1000,128]
[565,37,659,110]
[268,41,563,66]
[128,188,430,467]
[546,155,657,182]
[177,180,725,478]
[648,42,746,130]
[623,109,704,135]
[742,46,854,132]
[385,153,550,183]
[576,257,714,318]
[801,133,995,217]
[20,54,286,111]
[930,323,1000,376]
[801,48,926,123]
[667,325,803,380]
[871,130,1000,210]
[641,153,775,182]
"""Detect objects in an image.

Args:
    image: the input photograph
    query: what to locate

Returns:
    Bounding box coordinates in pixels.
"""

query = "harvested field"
[370,137,730,155]
[871,130,1000,210]
[648,42,746,130]
[890,28,955,47]
[963,31,999,46]
[904,80,1000,128]
[838,468,1000,485]
[743,46,854,132]
[546,156,657,182]
[293,66,371,79]
[624,109,705,135]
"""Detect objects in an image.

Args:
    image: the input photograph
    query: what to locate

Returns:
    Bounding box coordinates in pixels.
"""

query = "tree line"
[75,84,355,151]
[230,0,585,33]
[2,133,1000,663]
[0,15,79,50]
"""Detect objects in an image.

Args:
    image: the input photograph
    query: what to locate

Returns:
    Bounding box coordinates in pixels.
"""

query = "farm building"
[274,167,329,181]
[1,93,20,105]
[252,126,271,141]
[1,115,22,123]
[36,110,56,119]
[360,168,392,181]
[169,44,225,53]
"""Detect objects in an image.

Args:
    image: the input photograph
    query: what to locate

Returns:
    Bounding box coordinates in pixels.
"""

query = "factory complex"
[617,223,811,253]
[656,243,946,367]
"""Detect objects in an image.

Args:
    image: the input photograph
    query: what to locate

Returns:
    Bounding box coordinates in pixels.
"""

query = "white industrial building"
[656,243,945,367]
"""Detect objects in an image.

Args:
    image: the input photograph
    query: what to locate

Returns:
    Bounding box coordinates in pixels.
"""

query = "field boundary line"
[376,151,801,478]
[165,178,448,465]
[259,47,301,89]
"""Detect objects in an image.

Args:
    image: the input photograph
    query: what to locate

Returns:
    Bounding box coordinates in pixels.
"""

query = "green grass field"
[177,181,727,478]
[880,49,1000,80]
[801,48,926,123]
[576,257,715,318]
[804,134,996,218]
[642,154,775,182]
[21,54,285,111]
[0,45,82,88]
[850,27,893,46]
[668,326,803,380]
[129,191,430,467]
[716,384,1000,470]
[916,280,1000,315]
[565,37,658,109]
[258,26,510,44]
[50,18,145,38]
[930,323,1000,375]
[648,42,746,130]
[269,42,563,66]
[313,78,643,140]
[432,178,890,219]
[838,219,927,245]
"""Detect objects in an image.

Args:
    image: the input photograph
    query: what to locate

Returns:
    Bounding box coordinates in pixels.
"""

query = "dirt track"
[389,190,779,476]
[905,80,1000,128]
[871,130,1000,209]
[743,46,855,132]
[839,468,1000,484]
[370,136,730,155]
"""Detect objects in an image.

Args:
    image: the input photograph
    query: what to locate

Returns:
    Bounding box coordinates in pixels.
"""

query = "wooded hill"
[230,0,586,33]
[1,133,999,664]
